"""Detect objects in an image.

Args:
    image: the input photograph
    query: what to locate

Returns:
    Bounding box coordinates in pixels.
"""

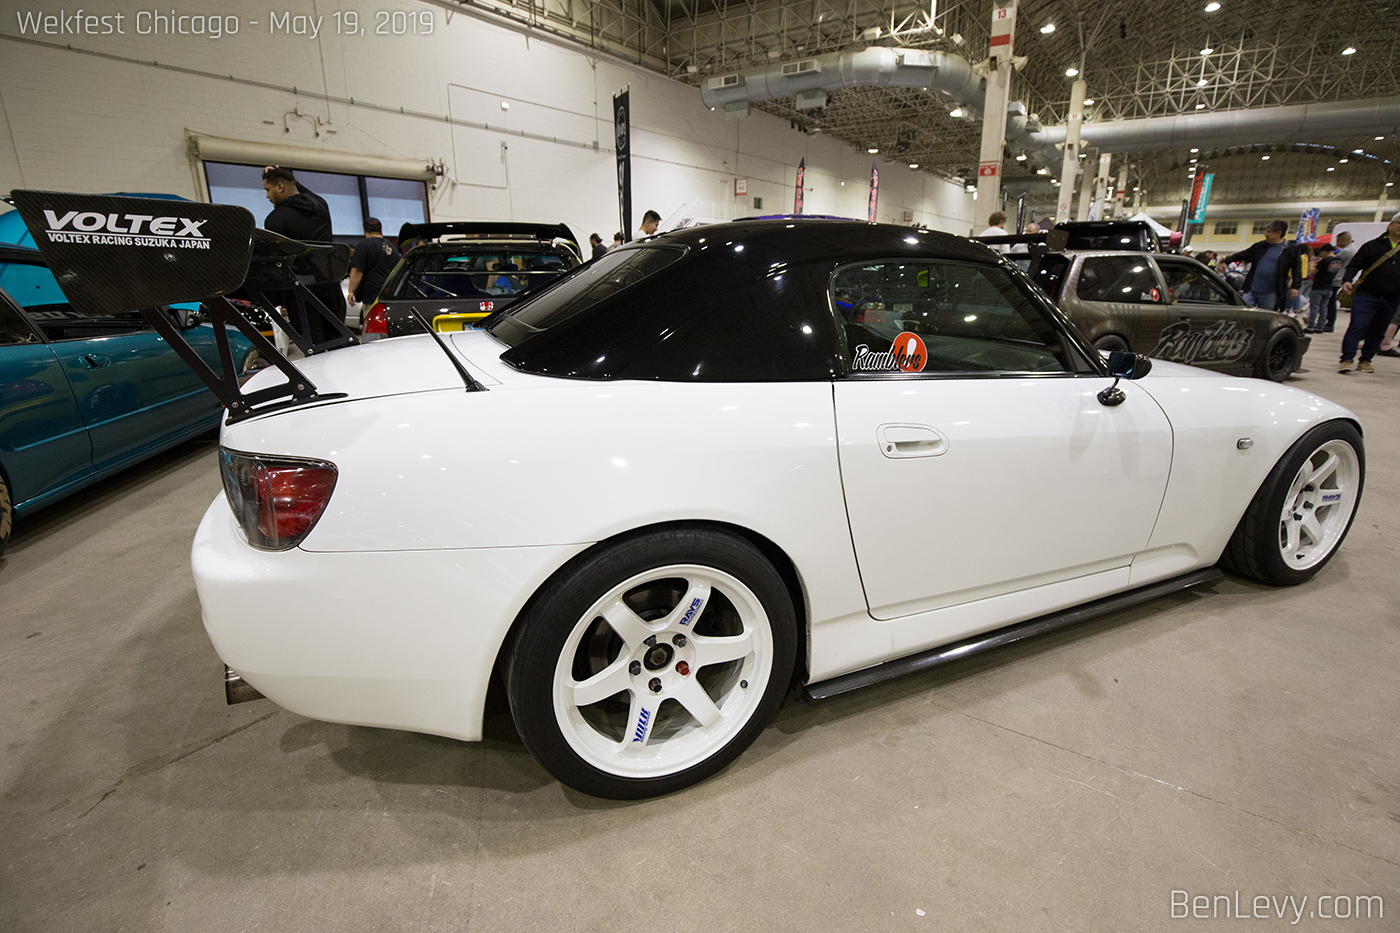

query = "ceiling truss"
[448,0,1400,209]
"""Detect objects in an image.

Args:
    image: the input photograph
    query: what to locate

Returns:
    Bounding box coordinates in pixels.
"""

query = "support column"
[1090,152,1112,219]
[974,0,1018,229]
[1077,148,1095,221]
[1114,165,1129,218]
[1056,78,1086,223]
[1375,184,1391,222]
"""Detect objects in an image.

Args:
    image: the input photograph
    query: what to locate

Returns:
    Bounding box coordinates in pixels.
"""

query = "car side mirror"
[1099,352,1152,406]
[1106,350,1152,380]
[176,307,207,329]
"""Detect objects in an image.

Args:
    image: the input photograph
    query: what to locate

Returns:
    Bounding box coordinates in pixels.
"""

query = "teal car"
[0,243,254,556]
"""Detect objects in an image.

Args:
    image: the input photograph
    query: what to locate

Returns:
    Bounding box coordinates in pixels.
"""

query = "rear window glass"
[387,245,577,300]
[488,246,683,344]
[1075,256,1161,304]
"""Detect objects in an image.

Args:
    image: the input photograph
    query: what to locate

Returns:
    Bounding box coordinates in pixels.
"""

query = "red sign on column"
[978,162,1000,178]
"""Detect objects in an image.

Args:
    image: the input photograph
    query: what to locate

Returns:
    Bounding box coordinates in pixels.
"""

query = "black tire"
[1218,421,1364,585]
[505,529,796,799]
[1255,327,1299,382]
[1094,334,1131,353]
[0,469,11,558]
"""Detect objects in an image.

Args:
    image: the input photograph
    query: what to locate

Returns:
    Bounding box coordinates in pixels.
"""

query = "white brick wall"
[0,0,977,235]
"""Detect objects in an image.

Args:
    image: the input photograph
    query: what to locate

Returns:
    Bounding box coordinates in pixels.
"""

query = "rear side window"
[489,246,683,345]
[1027,254,1071,298]
[1156,257,1234,304]
[1075,256,1162,304]
[830,261,1085,375]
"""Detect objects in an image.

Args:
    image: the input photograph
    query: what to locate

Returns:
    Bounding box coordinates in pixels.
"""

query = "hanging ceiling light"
[1065,67,1079,77]
[1200,47,1213,56]
[1204,2,1221,10]
[1040,22,1056,34]
[1342,47,1357,55]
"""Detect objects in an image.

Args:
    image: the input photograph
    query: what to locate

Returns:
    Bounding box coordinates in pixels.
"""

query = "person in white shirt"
[979,211,1010,253]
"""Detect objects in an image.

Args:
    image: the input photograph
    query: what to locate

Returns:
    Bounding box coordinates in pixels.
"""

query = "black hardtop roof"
[644,217,1001,266]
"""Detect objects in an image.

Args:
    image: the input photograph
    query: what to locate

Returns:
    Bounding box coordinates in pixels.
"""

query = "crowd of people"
[1187,215,1400,372]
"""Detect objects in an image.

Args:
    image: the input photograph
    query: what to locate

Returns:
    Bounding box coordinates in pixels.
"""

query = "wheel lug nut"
[629,661,642,676]
[676,661,690,676]
[740,680,748,689]
[648,677,662,693]
[672,634,687,647]
[643,635,657,647]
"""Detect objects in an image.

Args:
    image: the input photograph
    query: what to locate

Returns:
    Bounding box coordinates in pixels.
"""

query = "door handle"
[80,354,110,369]
[878,423,949,459]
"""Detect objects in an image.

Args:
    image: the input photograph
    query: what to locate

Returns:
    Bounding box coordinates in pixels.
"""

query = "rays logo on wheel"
[632,707,652,743]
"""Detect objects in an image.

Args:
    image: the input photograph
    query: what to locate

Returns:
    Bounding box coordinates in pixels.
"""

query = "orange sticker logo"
[893,332,927,372]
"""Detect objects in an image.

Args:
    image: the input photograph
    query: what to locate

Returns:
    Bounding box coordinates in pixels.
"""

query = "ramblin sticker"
[39,210,212,250]
[852,331,927,372]
[1150,319,1254,365]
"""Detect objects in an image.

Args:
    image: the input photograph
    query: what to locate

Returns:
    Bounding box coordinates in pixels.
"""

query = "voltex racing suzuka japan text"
[14,8,437,39]
[41,210,212,249]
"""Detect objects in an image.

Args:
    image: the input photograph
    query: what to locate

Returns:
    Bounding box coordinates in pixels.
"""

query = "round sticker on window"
[893,332,927,372]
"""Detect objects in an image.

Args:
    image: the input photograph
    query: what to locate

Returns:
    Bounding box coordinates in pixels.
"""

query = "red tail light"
[219,449,337,550]
[364,302,388,335]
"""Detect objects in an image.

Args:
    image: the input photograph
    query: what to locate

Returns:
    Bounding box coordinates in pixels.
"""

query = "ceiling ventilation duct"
[700,47,987,118]
[1011,95,1400,161]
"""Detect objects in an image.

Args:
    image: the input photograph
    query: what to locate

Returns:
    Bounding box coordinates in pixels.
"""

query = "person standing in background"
[347,218,397,311]
[1337,212,1400,373]
[1327,231,1357,332]
[589,233,607,259]
[1223,220,1302,311]
[262,165,344,346]
[638,210,661,238]
[1305,243,1341,333]
[979,211,1010,254]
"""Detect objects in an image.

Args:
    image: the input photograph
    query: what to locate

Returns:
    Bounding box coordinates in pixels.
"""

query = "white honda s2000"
[14,194,1366,799]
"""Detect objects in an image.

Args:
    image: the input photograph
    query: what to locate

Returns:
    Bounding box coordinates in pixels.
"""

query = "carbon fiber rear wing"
[9,190,364,423]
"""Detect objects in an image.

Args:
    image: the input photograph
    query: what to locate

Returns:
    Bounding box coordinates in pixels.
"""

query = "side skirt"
[805,567,1224,701]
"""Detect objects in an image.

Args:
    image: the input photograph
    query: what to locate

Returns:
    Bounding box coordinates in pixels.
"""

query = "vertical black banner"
[794,158,805,215]
[614,87,632,242]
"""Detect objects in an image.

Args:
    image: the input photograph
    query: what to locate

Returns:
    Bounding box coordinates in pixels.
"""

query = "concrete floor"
[2,330,1397,932]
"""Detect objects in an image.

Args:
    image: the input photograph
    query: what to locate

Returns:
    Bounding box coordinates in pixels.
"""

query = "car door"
[829,259,1173,644]
[1150,256,1255,372]
[1071,253,1169,350]
[0,285,93,507]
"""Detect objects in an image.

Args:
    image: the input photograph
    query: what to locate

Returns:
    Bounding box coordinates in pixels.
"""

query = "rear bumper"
[191,496,584,741]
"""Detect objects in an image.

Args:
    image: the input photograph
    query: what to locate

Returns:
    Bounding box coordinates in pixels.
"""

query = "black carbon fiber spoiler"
[7,190,377,423]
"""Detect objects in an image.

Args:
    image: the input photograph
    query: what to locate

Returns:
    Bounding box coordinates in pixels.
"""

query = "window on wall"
[202,162,428,243]
[1213,221,1238,236]
[1250,220,1271,235]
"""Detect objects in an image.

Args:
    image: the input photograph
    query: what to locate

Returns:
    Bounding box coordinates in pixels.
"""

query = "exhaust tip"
[224,665,266,705]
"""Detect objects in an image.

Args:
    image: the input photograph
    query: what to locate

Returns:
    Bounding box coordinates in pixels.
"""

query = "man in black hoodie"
[262,166,344,345]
